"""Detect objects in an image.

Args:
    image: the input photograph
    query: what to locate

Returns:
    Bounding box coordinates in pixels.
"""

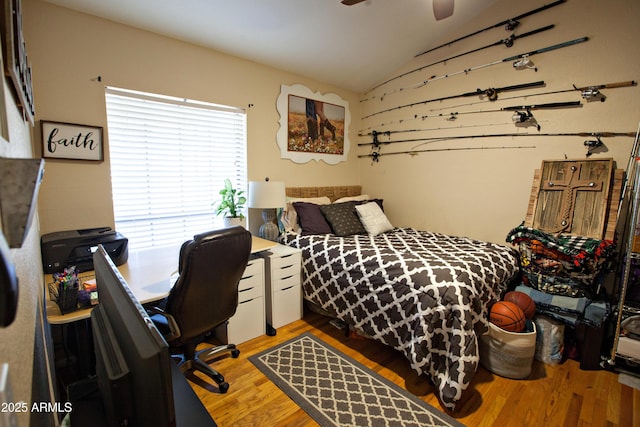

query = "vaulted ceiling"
[42,0,510,93]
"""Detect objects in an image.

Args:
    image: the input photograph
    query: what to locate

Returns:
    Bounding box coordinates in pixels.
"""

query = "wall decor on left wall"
[0,0,35,125]
[41,120,103,161]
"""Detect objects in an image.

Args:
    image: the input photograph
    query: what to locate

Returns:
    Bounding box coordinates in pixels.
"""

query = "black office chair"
[149,226,252,393]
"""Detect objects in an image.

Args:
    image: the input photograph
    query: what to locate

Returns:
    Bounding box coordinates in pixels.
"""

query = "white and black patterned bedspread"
[281,227,519,409]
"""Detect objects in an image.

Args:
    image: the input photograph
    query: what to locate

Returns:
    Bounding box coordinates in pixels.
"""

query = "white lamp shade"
[247,180,286,209]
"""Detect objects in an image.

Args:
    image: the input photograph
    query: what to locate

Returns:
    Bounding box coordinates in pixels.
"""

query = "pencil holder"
[56,286,79,314]
[50,266,81,315]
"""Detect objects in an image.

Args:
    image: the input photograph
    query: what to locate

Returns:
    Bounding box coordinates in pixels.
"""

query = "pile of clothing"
[506,223,615,328]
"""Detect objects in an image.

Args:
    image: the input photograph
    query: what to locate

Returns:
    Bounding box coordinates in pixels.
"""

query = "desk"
[46,236,277,324]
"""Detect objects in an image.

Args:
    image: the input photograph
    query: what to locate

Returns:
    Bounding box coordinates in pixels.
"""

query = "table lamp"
[248,178,286,241]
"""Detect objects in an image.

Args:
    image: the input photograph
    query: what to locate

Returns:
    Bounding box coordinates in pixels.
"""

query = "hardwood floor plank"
[635,388,640,427]
[186,311,638,427]
[599,372,618,425]
[581,384,597,424]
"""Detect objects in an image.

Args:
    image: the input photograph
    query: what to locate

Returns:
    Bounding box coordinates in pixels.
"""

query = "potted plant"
[214,178,247,228]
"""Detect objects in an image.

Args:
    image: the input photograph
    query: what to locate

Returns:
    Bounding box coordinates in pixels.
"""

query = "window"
[105,87,247,251]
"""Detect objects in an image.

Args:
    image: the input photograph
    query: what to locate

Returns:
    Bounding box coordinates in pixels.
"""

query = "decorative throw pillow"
[281,196,331,233]
[292,202,333,235]
[320,202,367,236]
[355,202,394,236]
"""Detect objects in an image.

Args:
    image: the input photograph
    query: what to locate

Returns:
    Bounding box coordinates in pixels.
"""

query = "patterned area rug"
[249,333,465,427]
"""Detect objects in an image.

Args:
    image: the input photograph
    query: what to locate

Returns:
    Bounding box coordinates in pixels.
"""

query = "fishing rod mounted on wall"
[362,145,537,163]
[374,100,582,132]
[362,24,555,100]
[360,125,635,150]
[359,80,638,136]
[413,0,567,58]
[362,80,546,119]
[362,37,589,104]
[428,80,637,112]
[360,131,636,163]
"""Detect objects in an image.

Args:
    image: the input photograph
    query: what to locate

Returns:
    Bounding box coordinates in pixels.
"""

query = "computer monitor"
[92,245,176,427]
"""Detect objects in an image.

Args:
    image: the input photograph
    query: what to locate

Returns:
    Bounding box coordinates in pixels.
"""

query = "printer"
[41,227,128,273]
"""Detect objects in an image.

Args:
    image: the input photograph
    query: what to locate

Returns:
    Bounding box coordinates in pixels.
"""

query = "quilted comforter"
[281,227,519,409]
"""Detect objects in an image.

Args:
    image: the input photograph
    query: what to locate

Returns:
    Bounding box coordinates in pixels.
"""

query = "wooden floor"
[189,310,640,427]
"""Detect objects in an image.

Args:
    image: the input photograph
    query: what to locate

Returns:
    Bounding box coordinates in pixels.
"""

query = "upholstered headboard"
[285,186,362,203]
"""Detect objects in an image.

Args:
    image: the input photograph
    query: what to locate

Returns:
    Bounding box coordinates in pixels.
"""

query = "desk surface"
[46,236,277,324]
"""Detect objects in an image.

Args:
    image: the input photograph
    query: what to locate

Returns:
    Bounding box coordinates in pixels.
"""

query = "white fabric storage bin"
[479,322,537,379]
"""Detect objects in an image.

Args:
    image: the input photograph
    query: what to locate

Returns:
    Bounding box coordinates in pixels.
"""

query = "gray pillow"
[320,202,366,237]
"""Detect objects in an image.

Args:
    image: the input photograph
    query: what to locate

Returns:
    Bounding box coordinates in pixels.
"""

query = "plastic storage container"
[533,315,564,364]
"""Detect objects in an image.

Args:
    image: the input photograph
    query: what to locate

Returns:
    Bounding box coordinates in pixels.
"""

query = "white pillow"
[281,196,331,233]
[334,194,370,203]
[355,202,394,236]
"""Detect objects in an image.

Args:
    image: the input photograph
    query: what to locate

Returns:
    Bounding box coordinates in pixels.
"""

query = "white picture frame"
[276,84,350,164]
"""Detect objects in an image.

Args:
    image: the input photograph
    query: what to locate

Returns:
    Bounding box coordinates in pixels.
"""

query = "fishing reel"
[369,130,382,162]
[371,130,381,148]
[502,34,515,48]
[584,136,604,157]
[505,19,520,31]
[513,54,537,71]
[483,87,499,101]
[575,85,606,102]
[512,109,541,130]
[511,109,532,123]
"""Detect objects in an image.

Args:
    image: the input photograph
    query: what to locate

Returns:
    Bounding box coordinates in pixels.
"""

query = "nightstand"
[258,244,303,332]
[215,256,265,344]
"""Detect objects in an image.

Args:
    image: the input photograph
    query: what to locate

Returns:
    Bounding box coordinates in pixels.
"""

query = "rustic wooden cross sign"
[540,162,603,233]
[525,158,615,239]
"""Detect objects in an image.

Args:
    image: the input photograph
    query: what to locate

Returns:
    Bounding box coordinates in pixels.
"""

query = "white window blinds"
[105,87,247,251]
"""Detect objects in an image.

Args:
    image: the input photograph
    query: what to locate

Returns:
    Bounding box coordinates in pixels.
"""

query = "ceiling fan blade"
[433,0,454,20]
[341,0,367,5]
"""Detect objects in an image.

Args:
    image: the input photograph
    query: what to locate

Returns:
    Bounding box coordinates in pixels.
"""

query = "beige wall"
[25,0,640,246]
[359,0,640,244]
[24,0,362,236]
[0,73,47,425]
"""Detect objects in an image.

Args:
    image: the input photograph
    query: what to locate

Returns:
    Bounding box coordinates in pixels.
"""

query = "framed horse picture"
[276,84,350,164]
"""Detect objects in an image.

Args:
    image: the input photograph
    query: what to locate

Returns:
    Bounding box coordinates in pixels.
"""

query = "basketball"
[490,301,526,332]
[504,291,536,319]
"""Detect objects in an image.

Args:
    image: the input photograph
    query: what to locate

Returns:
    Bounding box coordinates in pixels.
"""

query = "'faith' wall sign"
[41,121,103,161]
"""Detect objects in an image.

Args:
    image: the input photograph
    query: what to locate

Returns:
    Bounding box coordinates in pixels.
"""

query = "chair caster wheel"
[219,382,229,393]
[231,349,240,358]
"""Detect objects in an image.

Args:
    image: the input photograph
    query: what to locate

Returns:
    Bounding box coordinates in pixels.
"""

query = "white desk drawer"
[238,282,262,303]
[269,251,302,272]
[271,262,300,282]
[239,258,264,291]
[258,244,302,331]
[242,258,264,280]
[239,272,262,292]
[214,256,266,344]
[270,285,302,329]
[220,296,265,344]
[272,272,300,291]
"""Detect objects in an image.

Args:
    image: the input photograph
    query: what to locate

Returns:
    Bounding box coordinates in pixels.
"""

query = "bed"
[280,186,520,409]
